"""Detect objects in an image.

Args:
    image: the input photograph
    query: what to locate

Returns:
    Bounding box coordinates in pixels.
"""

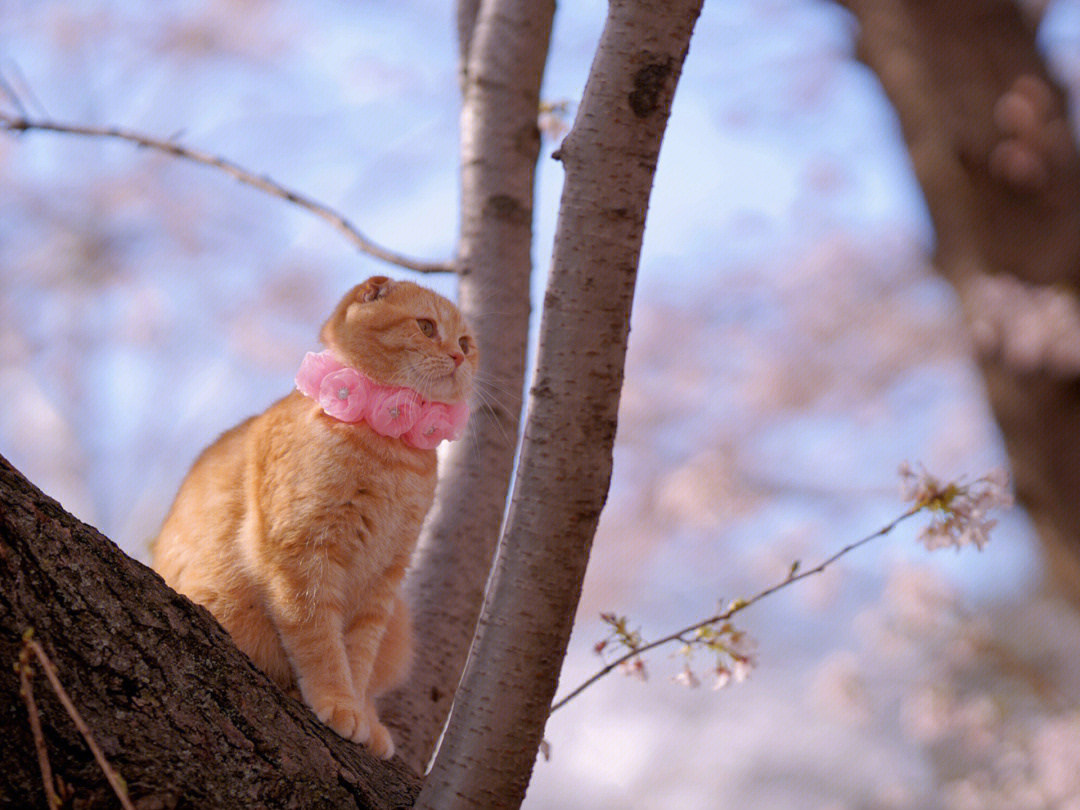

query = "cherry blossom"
[899,463,1013,551]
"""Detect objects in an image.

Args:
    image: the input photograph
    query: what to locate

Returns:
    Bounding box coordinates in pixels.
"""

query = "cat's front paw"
[313,699,370,744]
[364,717,395,760]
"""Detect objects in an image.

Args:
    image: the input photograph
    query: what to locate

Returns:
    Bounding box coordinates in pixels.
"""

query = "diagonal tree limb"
[0,453,419,809]
[0,111,453,275]
[550,506,923,714]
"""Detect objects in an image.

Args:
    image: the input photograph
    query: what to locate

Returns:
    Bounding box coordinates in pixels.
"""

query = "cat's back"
[151,415,255,586]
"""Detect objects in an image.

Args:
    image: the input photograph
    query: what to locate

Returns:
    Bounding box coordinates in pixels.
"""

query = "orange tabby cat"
[152,276,476,759]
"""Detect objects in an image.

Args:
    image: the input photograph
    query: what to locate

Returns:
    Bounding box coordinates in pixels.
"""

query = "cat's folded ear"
[320,277,397,347]
[357,276,395,302]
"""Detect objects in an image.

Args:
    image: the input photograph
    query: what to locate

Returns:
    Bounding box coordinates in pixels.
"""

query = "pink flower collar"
[295,350,469,450]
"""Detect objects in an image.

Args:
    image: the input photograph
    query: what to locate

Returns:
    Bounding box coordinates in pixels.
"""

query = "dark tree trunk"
[840,0,1080,599]
[0,454,418,810]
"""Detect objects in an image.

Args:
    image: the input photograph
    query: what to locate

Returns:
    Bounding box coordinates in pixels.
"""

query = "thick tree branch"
[0,454,419,809]
[837,0,1080,284]
[0,111,453,275]
[415,1,705,806]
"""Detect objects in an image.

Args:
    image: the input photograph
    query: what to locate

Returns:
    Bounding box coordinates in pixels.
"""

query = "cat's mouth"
[437,364,465,386]
[427,369,469,402]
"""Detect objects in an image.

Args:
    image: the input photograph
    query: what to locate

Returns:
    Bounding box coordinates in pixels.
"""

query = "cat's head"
[320,276,477,405]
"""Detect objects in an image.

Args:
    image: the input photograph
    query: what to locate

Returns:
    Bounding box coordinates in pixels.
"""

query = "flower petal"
[404,402,456,449]
[318,368,370,422]
[367,388,422,437]
[446,401,470,439]
[295,350,345,399]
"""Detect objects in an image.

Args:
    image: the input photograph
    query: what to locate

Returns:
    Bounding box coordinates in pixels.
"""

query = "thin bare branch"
[23,637,137,810]
[1,64,49,118]
[17,640,60,810]
[0,72,29,119]
[549,506,923,714]
[0,110,454,275]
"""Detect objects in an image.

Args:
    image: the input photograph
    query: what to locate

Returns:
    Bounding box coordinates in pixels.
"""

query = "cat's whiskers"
[383,363,425,399]
[470,371,520,400]
[465,383,517,450]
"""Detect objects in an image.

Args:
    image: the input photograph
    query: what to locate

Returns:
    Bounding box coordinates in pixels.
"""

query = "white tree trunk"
[381,0,556,774]
[415,1,705,806]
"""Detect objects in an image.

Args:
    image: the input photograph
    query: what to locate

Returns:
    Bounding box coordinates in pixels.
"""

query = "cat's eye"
[458,337,470,355]
[417,319,435,338]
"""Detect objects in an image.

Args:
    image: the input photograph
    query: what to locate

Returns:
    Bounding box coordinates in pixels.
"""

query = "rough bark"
[380,0,555,774]
[0,454,418,810]
[415,1,705,807]
[840,0,1080,598]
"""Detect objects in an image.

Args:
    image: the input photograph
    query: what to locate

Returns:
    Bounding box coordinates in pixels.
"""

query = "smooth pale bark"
[415,1,705,807]
[0,454,417,809]
[839,0,1080,599]
[455,0,482,89]
[380,0,555,773]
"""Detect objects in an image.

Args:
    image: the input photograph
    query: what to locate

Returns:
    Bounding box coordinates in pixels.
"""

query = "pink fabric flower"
[295,351,345,399]
[318,368,371,423]
[366,388,422,438]
[403,401,471,449]
[295,350,470,447]
[446,401,470,437]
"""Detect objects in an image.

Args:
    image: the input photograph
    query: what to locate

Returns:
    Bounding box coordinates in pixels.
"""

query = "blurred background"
[3,1,1080,807]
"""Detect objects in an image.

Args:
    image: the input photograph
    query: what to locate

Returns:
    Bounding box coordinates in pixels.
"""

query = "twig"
[549,506,923,714]
[17,639,60,809]
[0,72,29,120]
[0,64,49,118]
[0,110,454,275]
[20,634,137,810]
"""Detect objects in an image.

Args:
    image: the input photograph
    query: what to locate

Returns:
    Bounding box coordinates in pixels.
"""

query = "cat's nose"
[449,352,465,367]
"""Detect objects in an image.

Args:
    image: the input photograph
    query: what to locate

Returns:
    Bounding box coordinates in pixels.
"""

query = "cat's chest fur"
[242,391,437,607]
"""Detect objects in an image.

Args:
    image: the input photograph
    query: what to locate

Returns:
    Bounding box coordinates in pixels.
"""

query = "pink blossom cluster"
[689,623,756,691]
[898,463,1013,551]
[595,611,756,692]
